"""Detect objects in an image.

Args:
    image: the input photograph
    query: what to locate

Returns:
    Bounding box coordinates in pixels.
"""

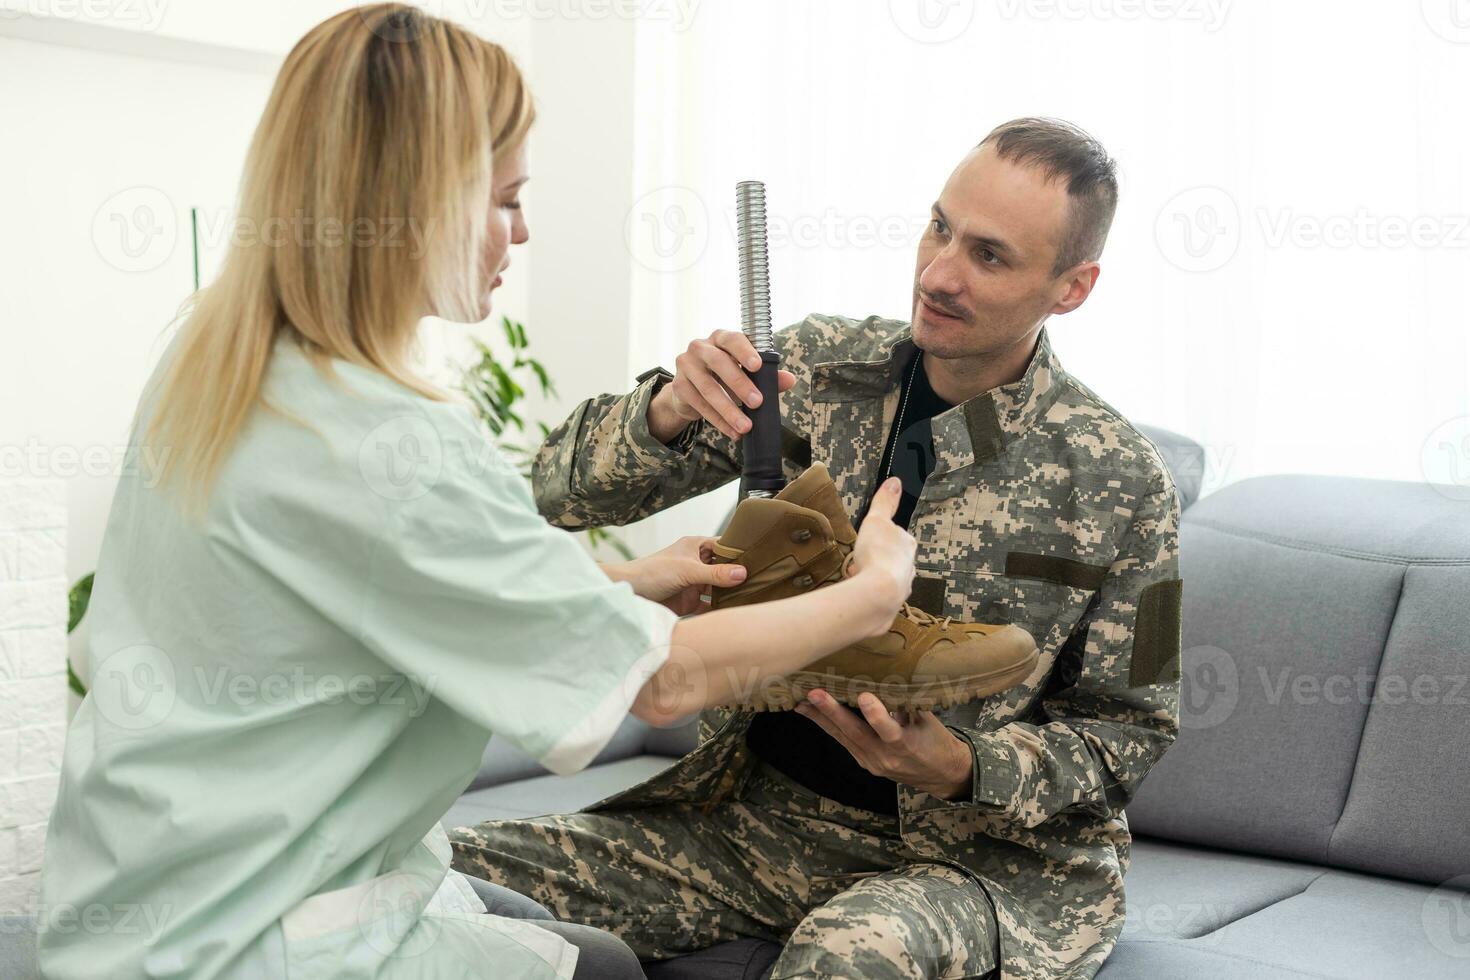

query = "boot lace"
[902,603,954,631]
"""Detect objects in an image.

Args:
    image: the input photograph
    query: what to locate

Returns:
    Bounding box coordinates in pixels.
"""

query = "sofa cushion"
[1127,476,1411,867]
[1118,839,1326,941]
[1324,559,1470,885]
[0,917,36,980]
[442,754,678,829]
[466,714,654,793]
[1101,840,1470,979]
[1136,423,1205,510]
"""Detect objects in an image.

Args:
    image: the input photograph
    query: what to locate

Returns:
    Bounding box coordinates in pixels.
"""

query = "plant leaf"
[68,573,94,634]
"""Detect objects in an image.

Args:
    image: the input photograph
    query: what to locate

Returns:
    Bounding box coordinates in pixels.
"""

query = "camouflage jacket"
[531,314,1183,980]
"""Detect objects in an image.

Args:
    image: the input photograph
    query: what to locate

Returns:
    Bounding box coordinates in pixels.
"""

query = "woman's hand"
[602,536,747,615]
[845,477,917,632]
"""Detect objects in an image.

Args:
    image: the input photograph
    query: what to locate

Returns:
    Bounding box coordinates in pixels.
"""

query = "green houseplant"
[461,316,631,561]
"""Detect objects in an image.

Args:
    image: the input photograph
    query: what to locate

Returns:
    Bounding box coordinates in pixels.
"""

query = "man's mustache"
[916,289,971,322]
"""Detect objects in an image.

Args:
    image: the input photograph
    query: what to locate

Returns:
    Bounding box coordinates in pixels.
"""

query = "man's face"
[911,143,1083,358]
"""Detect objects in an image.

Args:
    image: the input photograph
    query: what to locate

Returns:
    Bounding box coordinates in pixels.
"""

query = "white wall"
[0,481,67,913]
[624,0,1470,503]
[0,4,684,688]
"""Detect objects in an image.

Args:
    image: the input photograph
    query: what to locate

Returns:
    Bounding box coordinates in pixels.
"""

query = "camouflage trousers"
[448,761,1000,980]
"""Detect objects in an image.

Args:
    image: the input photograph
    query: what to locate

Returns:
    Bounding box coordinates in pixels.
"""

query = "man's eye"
[977,248,1000,266]
[930,218,947,235]
[501,200,522,211]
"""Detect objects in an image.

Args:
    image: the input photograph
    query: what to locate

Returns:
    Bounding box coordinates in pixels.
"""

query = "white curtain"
[628,0,1470,510]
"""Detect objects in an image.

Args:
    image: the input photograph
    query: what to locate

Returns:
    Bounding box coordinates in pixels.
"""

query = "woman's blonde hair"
[144,3,533,513]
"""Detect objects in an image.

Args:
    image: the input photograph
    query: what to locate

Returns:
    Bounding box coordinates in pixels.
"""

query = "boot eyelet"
[790,529,812,543]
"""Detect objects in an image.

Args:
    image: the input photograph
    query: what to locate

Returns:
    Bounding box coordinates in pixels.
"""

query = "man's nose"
[919,243,965,297]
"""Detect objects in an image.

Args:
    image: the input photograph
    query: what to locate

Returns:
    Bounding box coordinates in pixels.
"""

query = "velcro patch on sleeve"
[1130,577,1183,687]
[1004,551,1109,592]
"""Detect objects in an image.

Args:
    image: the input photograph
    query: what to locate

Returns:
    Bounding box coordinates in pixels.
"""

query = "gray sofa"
[7,426,1468,979]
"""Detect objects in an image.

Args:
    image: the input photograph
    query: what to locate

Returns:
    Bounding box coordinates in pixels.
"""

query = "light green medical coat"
[37,336,676,979]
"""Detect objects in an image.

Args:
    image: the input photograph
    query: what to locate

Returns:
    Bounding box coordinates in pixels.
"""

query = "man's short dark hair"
[978,117,1119,276]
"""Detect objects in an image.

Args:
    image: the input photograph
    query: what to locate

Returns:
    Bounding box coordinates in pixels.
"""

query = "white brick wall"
[0,481,67,915]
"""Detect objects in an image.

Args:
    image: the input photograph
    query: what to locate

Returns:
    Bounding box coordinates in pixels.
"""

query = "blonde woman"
[35,5,917,980]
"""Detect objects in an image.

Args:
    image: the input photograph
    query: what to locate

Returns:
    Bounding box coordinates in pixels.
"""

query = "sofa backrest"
[1127,474,1470,888]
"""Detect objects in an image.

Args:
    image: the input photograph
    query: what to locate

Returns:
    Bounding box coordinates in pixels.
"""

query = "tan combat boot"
[708,463,1039,712]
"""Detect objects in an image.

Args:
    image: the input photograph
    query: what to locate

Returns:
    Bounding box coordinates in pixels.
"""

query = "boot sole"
[732,647,1040,713]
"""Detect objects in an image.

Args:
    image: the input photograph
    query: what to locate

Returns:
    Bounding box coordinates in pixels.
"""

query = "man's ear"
[1050,263,1101,316]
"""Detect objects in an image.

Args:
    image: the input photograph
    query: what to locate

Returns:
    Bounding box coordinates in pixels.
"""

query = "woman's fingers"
[860,476,903,526]
[680,556,744,588]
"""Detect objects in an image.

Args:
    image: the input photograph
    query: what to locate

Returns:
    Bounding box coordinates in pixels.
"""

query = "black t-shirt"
[744,350,954,814]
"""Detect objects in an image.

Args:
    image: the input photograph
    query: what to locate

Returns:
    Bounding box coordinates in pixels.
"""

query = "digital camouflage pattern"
[453,762,999,978]
[456,314,1183,979]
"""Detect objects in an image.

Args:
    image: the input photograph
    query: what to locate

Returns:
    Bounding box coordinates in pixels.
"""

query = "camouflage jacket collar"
[810,321,1068,473]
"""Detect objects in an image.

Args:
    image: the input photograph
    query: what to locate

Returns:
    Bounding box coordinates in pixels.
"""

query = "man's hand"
[600,535,746,615]
[795,689,973,800]
[648,329,798,443]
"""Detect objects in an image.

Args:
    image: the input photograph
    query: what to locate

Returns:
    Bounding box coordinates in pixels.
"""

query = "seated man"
[450,117,1184,980]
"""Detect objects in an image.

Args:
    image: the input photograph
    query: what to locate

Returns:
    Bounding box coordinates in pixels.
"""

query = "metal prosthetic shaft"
[736,180,785,498]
